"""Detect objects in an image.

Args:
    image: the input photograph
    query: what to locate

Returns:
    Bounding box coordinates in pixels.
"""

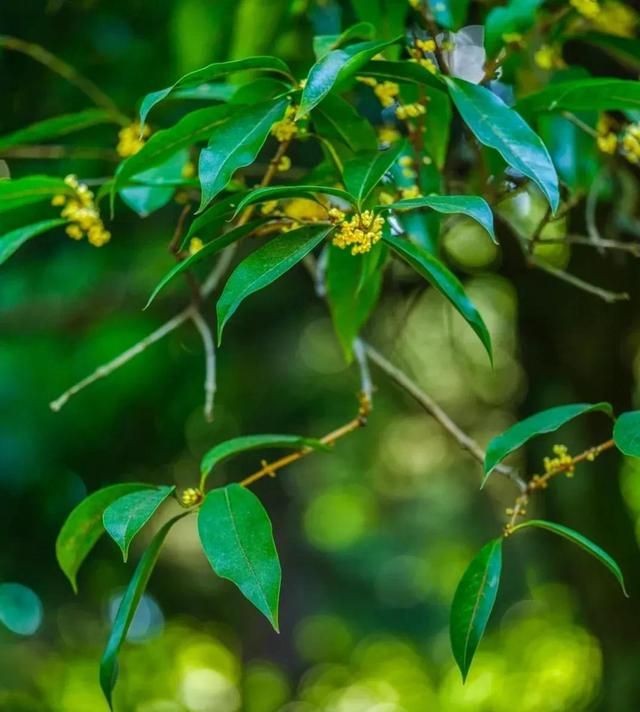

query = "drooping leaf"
[103,486,176,562]
[382,195,496,243]
[512,520,628,596]
[113,105,230,196]
[0,219,67,266]
[139,56,294,125]
[99,514,186,709]
[0,109,113,150]
[613,410,640,457]
[485,0,543,57]
[198,484,281,629]
[216,224,333,343]
[343,142,405,207]
[198,98,288,211]
[230,185,355,218]
[200,433,328,486]
[0,176,74,214]
[312,94,377,154]
[518,78,640,114]
[327,242,385,361]
[56,483,152,593]
[356,59,445,93]
[146,220,263,309]
[483,402,614,483]
[450,538,502,682]
[298,38,399,117]
[383,232,492,360]
[445,77,559,212]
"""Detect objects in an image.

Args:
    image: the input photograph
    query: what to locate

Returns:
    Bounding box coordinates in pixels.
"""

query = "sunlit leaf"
[483,402,613,483]
[383,231,492,360]
[613,410,640,457]
[103,486,176,561]
[445,77,559,212]
[512,520,628,596]
[0,109,113,150]
[450,538,502,682]
[343,142,405,207]
[56,484,152,593]
[217,224,333,343]
[198,484,281,629]
[0,218,67,266]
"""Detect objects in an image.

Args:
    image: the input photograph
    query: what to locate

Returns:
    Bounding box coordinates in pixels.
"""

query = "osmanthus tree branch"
[190,310,216,422]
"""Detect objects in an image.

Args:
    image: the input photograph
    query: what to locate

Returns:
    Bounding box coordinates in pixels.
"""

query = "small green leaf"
[103,486,176,562]
[0,219,67,266]
[0,109,113,150]
[327,242,385,361]
[139,56,294,125]
[450,539,502,682]
[343,142,405,207]
[198,99,288,211]
[383,232,492,361]
[613,411,640,457]
[357,59,445,93]
[312,94,377,153]
[382,195,496,243]
[485,0,542,57]
[56,483,152,593]
[198,484,281,629]
[0,176,74,214]
[231,185,355,218]
[518,79,640,114]
[146,220,263,309]
[512,520,628,596]
[200,433,328,487]
[483,402,613,483]
[298,38,399,117]
[100,514,186,709]
[217,224,333,343]
[445,77,559,212]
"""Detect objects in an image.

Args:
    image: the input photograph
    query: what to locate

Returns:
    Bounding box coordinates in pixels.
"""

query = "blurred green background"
[2,1,640,710]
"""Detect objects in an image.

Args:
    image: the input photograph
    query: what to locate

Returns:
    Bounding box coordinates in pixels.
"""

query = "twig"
[0,35,128,124]
[562,111,599,139]
[542,234,640,256]
[353,338,374,404]
[363,342,527,492]
[528,256,630,303]
[420,1,450,75]
[586,169,607,255]
[190,310,216,422]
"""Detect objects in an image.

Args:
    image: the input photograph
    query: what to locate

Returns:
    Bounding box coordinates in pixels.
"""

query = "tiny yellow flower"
[260,200,279,215]
[395,103,426,121]
[416,39,436,54]
[331,210,385,255]
[189,237,204,255]
[55,174,110,247]
[271,105,298,142]
[597,132,618,154]
[534,44,564,70]
[277,155,292,172]
[570,0,601,19]
[502,32,524,45]
[378,126,401,145]
[401,185,421,199]
[116,122,150,158]
[181,161,196,179]
[373,80,400,108]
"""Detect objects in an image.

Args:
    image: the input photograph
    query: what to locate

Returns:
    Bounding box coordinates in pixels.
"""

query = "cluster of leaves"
[2,0,640,706]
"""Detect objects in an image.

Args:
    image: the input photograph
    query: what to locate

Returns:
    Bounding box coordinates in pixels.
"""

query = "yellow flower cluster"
[597,115,618,155]
[401,185,421,199]
[534,44,565,70]
[178,487,203,508]
[378,126,401,145]
[502,32,524,45]
[271,105,298,142]
[116,122,150,158]
[277,155,292,172]
[374,81,400,108]
[408,38,438,75]
[395,103,426,121]
[622,123,640,164]
[570,0,601,19]
[543,444,575,478]
[188,237,204,255]
[329,208,385,255]
[51,175,111,247]
[592,1,637,37]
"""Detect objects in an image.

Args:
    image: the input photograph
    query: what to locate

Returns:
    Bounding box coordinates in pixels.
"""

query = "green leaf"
[198,484,281,629]
[0,219,67,266]
[483,402,614,483]
[576,33,640,73]
[313,22,376,59]
[217,224,333,343]
[56,483,152,593]
[383,232,492,361]
[431,0,471,30]
[450,539,502,682]
[445,77,559,212]
[103,486,176,562]
[327,242,385,360]
[231,185,355,218]
[0,109,113,150]
[113,105,230,196]
[139,56,294,125]
[424,90,452,170]
[182,191,249,248]
[485,0,543,58]
[382,195,496,243]
[146,220,263,309]
[518,78,640,114]
[200,434,328,486]
[343,142,405,207]
[613,411,640,457]
[312,94,377,154]
[298,38,399,117]
[0,176,74,215]
[356,59,445,93]
[198,98,288,211]
[512,520,628,596]
[100,514,185,709]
